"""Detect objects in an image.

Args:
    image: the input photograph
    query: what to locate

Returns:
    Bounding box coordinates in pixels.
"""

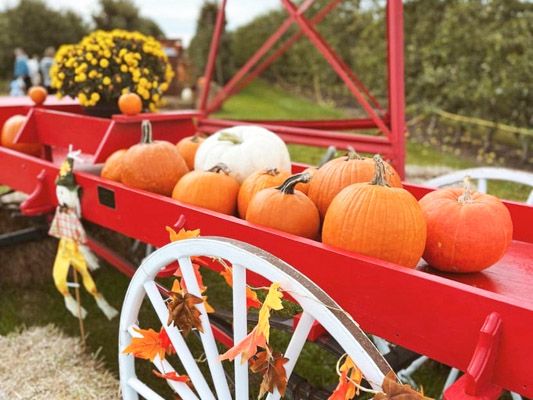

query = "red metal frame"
[198,0,406,177]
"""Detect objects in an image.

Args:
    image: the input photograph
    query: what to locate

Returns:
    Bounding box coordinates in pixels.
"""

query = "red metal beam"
[279,0,392,140]
[236,117,390,131]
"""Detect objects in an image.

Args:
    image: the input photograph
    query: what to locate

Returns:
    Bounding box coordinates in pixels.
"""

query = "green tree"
[188,1,233,84]
[0,0,88,78]
[93,0,164,38]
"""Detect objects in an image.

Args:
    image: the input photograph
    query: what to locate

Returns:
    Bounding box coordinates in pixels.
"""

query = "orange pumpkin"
[1,115,42,156]
[172,163,240,215]
[323,156,426,268]
[118,93,143,115]
[246,172,320,239]
[308,148,402,220]
[28,86,47,105]
[294,166,317,195]
[419,176,512,272]
[101,149,127,182]
[237,168,291,218]
[121,120,188,196]
[176,133,206,170]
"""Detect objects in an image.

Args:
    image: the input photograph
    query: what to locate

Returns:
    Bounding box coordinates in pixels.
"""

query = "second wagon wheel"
[119,237,393,399]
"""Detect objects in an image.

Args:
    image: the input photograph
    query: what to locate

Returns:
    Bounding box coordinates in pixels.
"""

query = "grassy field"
[1,80,527,398]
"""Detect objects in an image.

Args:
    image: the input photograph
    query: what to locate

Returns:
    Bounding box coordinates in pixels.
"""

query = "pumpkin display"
[237,168,291,218]
[246,172,320,239]
[28,86,47,105]
[322,155,426,268]
[1,115,42,156]
[101,149,127,182]
[419,176,513,272]
[118,92,143,115]
[121,120,188,196]
[194,125,291,183]
[308,148,402,219]
[294,166,317,195]
[177,133,205,170]
[172,163,240,215]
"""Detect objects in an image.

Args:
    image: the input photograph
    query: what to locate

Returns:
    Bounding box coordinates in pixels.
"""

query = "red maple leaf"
[152,370,190,382]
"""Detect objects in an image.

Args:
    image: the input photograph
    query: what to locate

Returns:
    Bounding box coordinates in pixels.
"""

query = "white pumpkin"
[194,125,291,183]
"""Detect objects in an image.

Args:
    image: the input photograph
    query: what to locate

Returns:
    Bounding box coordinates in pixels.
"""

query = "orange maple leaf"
[374,371,432,400]
[152,370,190,382]
[257,283,283,342]
[219,267,262,309]
[174,263,207,292]
[158,328,175,356]
[166,226,200,242]
[122,328,166,362]
[250,347,289,398]
[217,326,267,364]
[340,356,362,398]
[329,370,350,400]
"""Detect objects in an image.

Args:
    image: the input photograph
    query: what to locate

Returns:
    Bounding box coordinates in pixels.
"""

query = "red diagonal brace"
[280,0,392,139]
[20,169,56,215]
[444,312,503,400]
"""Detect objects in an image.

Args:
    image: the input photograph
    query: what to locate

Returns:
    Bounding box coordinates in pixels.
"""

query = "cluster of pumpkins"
[102,122,513,274]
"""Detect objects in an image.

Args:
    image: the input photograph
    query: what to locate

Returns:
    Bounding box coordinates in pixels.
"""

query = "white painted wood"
[425,167,533,204]
[232,264,249,400]
[143,281,216,400]
[372,336,392,355]
[178,256,233,400]
[442,368,460,391]
[127,377,166,400]
[477,178,487,194]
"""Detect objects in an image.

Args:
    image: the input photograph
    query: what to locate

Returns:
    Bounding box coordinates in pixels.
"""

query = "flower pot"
[83,102,120,119]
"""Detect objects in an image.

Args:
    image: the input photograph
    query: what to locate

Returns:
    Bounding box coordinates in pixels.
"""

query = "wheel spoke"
[178,256,233,400]
[127,377,166,400]
[143,280,216,400]
[232,264,249,400]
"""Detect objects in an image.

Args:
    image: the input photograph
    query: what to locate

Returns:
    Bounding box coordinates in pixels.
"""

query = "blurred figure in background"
[28,54,41,86]
[10,75,25,96]
[40,47,55,93]
[13,48,31,91]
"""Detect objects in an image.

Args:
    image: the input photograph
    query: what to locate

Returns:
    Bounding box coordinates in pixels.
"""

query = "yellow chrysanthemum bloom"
[99,58,109,68]
[102,77,111,85]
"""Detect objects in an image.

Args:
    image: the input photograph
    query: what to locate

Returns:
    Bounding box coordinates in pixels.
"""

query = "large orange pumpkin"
[419,177,513,272]
[172,163,240,215]
[1,115,42,156]
[28,86,47,105]
[322,156,426,268]
[246,172,320,239]
[237,168,291,218]
[101,149,127,182]
[118,93,143,115]
[308,148,402,219]
[176,133,205,170]
[121,120,188,196]
[294,166,317,195]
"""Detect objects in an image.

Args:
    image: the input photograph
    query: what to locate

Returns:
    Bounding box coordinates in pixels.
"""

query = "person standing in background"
[28,54,41,86]
[40,47,55,93]
[14,48,31,91]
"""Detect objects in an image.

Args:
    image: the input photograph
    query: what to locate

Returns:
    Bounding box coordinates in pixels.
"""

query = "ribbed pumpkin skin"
[419,188,512,272]
[101,149,126,182]
[172,169,240,215]
[1,115,42,156]
[322,183,426,268]
[308,155,402,220]
[121,141,188,196]
[237,169,291,218]
[294,167,317,195]
[177,134,205,170]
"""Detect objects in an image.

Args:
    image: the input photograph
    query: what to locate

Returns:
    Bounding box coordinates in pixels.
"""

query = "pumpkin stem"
[264,168,279,176]
[458,175,473,203]
[191,133,206,143]
[346,146,364,161]
[218,131,242,144]
[208,163,231,175]
[140,120,153,144]
[369,155,390,187]
[277,172,311,195]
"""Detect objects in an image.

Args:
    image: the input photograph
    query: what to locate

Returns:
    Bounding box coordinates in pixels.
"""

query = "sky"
[0,0,283,45]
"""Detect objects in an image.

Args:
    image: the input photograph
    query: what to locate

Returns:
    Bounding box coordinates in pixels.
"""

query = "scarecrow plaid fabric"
[48,207,87,243]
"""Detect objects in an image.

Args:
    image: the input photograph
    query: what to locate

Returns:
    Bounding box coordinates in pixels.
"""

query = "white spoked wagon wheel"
[119,237,392,399]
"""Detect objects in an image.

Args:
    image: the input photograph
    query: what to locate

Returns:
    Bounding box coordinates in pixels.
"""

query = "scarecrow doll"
[49,148,118,320]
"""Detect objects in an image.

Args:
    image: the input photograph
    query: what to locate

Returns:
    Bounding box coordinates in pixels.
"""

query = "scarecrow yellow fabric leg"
[52,238,87,319]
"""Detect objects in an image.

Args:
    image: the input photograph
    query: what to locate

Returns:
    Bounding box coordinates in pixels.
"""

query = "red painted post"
[387,0,407,179]
[198,0,228,114]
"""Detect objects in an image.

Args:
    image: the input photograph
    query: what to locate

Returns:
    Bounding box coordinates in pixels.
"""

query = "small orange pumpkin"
[176,133,206,170]
[323,155,426,268]
[118,93,143,115]
[237,168,291,218]
[308,148,402,220]
[246,172,320,239]
[294,166,317,195]
[121,120,189,196]
[28,86,47,105]
[101,149,127,182]
[419,176,513,272]
[172,163,240,215]
[1,115,42,156]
